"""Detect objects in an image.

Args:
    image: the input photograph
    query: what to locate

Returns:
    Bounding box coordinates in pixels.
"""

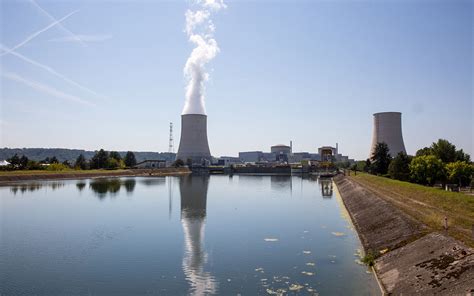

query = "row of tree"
[358,139,472,187]
[4,150,138,171]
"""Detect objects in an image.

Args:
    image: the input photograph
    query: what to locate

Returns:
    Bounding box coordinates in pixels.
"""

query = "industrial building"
[370,112,406,157]
[217,156,242,166]
[238,142,353,165]
[133,159,167,169]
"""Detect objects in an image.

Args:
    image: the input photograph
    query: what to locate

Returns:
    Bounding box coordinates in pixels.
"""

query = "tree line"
[354,139,473,187]
[3,150,138,171]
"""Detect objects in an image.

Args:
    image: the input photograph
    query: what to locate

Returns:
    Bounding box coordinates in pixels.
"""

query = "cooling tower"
[370,112,406,157]
[176,114,211,164]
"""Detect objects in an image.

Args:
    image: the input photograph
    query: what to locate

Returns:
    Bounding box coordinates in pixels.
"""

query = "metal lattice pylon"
[168,122,174,153]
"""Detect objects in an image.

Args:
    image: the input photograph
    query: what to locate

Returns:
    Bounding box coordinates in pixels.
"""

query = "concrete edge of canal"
[333,175,474,295]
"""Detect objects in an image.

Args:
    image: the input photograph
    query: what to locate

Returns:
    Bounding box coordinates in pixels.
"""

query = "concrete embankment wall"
[334,175,474,295]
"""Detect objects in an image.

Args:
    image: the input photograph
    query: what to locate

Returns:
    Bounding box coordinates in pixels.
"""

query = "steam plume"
[182,0,226,115]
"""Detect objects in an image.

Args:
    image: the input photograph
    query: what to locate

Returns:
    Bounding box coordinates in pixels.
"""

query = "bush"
[106,158,120,170]
[361,250,376,267]
[446,161,473,186]
[172,159,184,168]
[46,163,70,171]
[388,152,412,181]
[409,155,446,186]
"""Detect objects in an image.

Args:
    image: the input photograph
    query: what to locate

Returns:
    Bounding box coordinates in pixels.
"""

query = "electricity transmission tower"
[168,122,174,153]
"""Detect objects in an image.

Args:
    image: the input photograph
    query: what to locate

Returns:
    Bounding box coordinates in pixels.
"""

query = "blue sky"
[1,0,472,160]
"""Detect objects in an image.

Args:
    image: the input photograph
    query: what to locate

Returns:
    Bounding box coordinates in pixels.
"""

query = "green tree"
[124,151,137,167]
[370,142,392,175]
[388,152,412,181]
[90,149,109,169]
[19,155,29,169]
[446,161,473,186]
[50,156,59,164]
[106,158,120,169]
[364,159,371,172]
[172,159,184,168]
[26,160,43,170]
[416,139,471,163]
[415,147,433,157]
[351,163,358,175]
[409,155,446,186]
[431,139,457,163]
[455,149,471,162]
[74,154,88,170]
[109,151,122,161]
[8,154,20,167]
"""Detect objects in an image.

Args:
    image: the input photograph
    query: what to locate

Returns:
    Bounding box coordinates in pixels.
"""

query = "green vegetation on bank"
[0,169,131,176]
[1,149,138,172]
[351,173,474,247]
[355,139,473,188]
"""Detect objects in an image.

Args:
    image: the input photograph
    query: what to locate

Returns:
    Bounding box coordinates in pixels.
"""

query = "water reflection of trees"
[9,182,64,195]
[180,174,218,295]
[139,177,166,187]
[76,182,86,191]
[89,178,136,199]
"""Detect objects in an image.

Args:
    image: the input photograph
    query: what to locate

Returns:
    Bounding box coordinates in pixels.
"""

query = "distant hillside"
[0,148,176,163]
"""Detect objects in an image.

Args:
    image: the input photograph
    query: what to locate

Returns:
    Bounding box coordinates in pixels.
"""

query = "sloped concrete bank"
[334,175,474,295]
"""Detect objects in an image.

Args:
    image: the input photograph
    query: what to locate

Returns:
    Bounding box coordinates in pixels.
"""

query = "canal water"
[0,175,379,295]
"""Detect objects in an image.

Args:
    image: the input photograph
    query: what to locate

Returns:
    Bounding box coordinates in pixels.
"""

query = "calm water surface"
[0,175,379,295]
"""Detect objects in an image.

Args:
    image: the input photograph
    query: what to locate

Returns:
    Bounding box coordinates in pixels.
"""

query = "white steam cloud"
[182,0,226,115]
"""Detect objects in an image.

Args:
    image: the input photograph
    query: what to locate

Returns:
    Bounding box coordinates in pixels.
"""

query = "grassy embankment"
[0,168,190,183]
[350,173,474,247]
[0,169,131,176]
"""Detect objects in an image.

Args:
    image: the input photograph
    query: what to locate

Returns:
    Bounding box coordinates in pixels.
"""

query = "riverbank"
[0,167,190,184]
[334,175,474,294]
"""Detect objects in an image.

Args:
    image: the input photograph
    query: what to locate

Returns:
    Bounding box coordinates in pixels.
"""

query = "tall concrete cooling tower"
[176,114,211,164]
[370,112,406,157]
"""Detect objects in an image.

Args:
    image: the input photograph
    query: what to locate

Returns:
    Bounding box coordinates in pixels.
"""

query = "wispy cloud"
[0,44,106,100]
[49,34,112,43]
[2,71,94,106]
[29,0,87,47]
[0,10,78,57]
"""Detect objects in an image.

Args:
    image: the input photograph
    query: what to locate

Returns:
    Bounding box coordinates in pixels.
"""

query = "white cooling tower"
[370,112,406,157]
[176,114,211,164]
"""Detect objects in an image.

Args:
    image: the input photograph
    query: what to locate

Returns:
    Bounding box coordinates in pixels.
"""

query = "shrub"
[361,250,376,267]
[446,161,473,186]
[388,152,412,181]
[46,163,70,171]
[409,155,446,186]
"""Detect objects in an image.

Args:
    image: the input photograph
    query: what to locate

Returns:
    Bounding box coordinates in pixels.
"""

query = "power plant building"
[238,142,352,164]
[370,112,406,157]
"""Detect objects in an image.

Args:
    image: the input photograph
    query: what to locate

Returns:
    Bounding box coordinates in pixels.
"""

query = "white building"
[133,160,167,169]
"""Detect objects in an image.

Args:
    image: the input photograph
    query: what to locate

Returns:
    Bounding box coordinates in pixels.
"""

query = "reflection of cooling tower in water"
[176,114,211,164]
[370,112,406,157]
[180,175,217,295]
